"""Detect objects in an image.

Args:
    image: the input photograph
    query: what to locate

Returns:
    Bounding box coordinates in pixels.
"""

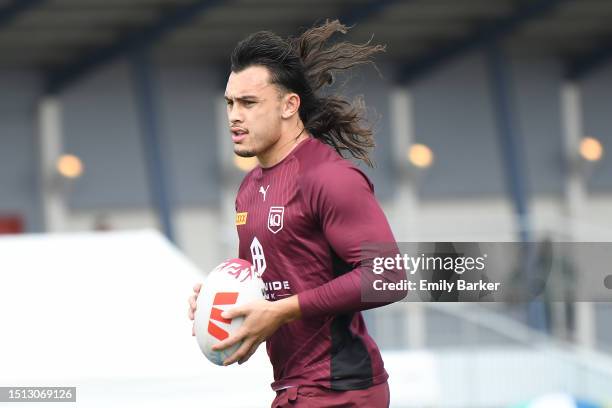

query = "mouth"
[231,127,248,143]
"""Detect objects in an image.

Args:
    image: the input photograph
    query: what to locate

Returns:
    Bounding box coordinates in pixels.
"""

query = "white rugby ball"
[194,258,265,365]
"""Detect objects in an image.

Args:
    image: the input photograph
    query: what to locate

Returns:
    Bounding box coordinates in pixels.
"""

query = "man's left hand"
[212,295,301,365]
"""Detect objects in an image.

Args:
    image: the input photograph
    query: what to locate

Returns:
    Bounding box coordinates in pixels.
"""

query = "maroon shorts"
[271,382,390,408]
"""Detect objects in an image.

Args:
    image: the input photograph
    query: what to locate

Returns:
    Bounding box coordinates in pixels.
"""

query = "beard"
[234,147,256,158]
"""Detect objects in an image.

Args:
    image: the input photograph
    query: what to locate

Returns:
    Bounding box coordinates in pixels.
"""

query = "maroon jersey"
[235,137,401,391]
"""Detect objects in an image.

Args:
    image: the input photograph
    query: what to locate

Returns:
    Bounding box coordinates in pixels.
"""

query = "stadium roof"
[1,0,611,92]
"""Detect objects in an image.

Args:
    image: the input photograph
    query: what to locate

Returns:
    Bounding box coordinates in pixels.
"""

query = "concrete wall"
[0,69,43,232]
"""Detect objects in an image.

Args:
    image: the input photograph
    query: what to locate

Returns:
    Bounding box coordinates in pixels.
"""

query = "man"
[188,20,406,407]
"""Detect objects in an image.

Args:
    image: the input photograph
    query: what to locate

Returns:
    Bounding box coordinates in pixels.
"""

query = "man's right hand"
[188,283,202,336]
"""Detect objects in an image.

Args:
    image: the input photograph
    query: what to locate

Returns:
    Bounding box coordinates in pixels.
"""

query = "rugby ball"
[193,258,265,365]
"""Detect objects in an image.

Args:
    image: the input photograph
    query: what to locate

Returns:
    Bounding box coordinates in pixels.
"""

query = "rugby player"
[188,20,406,407]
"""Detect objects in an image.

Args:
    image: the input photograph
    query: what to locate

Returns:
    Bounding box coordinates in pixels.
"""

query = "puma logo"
[259,185,270,201]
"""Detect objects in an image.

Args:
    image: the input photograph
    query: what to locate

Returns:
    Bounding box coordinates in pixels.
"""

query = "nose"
[227,103,243,124]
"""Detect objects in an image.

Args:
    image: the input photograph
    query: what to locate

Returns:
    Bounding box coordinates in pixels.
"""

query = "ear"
[281,92,300,119]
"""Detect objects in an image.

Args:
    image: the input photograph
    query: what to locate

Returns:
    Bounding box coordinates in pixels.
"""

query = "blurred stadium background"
[1,0,612,406]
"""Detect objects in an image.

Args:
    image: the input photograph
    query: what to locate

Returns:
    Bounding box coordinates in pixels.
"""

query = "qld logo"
[267,206,284,234]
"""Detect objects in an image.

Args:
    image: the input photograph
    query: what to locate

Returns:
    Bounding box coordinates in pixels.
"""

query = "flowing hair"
[230,19,385,167]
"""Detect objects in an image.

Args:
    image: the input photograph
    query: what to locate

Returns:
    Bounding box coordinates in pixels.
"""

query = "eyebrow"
[224,95,260,102]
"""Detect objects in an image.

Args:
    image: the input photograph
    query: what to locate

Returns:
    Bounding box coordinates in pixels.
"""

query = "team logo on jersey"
[235,212,247,226]
[250,237,266,277]
[259,185,270,201]
[267,206,284,234]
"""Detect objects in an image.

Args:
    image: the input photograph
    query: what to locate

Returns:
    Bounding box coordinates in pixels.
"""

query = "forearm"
[297,264,407,319]
[272,294,302,324]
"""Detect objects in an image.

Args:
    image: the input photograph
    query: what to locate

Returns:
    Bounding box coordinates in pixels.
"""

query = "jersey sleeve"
[297,162,407,318]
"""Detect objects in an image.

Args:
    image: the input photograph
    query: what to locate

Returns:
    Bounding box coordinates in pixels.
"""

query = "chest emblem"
[259,185,270,201]
[267,206,285,234]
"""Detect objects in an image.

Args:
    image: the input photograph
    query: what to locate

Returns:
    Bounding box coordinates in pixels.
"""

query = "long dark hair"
[230,19,385,167]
